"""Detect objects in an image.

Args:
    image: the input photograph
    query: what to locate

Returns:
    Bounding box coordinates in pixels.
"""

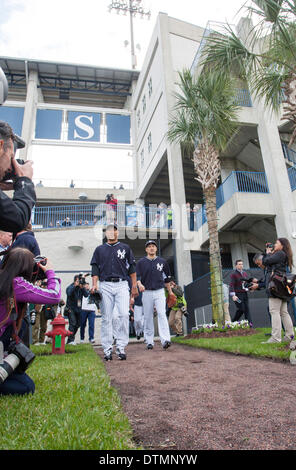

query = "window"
[147,132,152,153]
[137,110,141,128]
[142,95,146,114]
[148,77,153,98]
[140,148,145,168]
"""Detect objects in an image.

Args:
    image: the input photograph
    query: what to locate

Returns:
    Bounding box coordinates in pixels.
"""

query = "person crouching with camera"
[261,238,295,344]
[0,247,61,395]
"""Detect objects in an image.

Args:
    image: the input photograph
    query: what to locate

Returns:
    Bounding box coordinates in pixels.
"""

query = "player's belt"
[105,277,123,282]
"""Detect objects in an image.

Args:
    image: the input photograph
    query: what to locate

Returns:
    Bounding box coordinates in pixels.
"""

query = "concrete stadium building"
[1,13,296,329]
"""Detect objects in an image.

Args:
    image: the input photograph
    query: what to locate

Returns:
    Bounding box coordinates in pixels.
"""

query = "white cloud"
[0,0,246,69]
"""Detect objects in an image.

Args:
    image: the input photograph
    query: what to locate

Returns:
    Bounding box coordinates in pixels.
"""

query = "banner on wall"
[0,106,131,145]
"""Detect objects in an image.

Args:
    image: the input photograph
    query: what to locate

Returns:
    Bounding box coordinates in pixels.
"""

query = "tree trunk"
[204,186,225,325]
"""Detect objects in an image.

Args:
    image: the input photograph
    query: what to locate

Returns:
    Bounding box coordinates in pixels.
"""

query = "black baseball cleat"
[147,344,153,350]
[104,351,113,361]
[117,353,127,360]
[137,335,141,340]
[162,341,171,350]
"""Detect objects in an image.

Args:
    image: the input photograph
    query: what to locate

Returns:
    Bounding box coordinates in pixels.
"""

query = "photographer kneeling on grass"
[252,239,295,344]
[0,247,61,395]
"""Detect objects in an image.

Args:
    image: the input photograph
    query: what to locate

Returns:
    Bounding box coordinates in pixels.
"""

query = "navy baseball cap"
[145,240,157,248]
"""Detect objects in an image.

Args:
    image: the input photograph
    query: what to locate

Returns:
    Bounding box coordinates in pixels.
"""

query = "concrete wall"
[34,226,103,301]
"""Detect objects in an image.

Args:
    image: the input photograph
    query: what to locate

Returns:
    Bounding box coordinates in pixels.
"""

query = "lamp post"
[108,0,151,69]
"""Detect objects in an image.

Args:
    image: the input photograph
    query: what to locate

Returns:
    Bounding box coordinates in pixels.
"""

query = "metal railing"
[234,88,252,107]
[31,204,173,230]
[193,171,269,231]
[288,166,296,191]
[282,142,296,166]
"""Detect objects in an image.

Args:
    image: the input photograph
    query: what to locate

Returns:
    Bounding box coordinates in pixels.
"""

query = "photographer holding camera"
[66,274,89,345]
[0,247,61,395]
[260,239,295,344]
[0,121,36,234]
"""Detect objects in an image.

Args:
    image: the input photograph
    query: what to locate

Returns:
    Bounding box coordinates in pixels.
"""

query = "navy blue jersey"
[136,256,171,290]
[90,241,136,281]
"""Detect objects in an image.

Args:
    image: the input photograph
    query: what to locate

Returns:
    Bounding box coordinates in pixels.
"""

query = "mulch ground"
[94,337,296,451]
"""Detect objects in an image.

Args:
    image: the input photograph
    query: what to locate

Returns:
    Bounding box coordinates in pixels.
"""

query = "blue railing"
[234,88,252,107]
[31,203,173,230]
[288,166,296,191]
[194,171,269,231]
[282,142,296,166]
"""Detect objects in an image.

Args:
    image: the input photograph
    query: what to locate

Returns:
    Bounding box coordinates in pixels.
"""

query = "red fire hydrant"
[46,314,72,355]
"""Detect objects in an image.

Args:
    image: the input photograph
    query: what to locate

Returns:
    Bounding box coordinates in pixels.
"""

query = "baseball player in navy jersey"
[136,240,174,350]
[90,224,138,361]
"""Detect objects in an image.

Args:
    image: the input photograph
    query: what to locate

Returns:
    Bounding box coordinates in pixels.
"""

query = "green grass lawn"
[172,328,294,362]
[0,344,137,450]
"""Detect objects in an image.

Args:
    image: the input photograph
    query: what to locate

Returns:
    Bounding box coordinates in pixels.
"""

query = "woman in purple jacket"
[0,247,61,395]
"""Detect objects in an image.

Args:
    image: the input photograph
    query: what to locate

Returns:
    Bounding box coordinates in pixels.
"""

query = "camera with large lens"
[78,272,90,286]
[1,158,25,183]
[0,340,35,384]
[32,255,47,282]
[240,277,255,291]
[88,290,102,308]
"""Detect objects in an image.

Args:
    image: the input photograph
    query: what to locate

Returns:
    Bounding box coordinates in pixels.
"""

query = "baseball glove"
[167,292,177,308]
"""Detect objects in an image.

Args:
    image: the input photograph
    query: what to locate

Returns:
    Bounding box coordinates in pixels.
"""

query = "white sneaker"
[90,339,95,344]
[80,339,85,344]
[68,341,76,346]
[261,338,281,344]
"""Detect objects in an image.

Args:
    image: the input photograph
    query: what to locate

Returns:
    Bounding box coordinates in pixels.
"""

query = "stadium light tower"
[108,0,151,69]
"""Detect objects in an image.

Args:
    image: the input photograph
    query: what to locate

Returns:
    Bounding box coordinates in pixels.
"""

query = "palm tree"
[167,69,239,325]
[202,0,296,146]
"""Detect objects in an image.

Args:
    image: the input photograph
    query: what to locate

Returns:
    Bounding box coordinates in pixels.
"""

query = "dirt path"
[94,341,296,450]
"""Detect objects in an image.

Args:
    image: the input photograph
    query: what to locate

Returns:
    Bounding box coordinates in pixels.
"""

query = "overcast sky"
[1,0,247,187]
[1,0,246,69]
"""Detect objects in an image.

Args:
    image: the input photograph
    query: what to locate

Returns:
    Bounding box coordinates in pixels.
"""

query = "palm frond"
[250,64,288,111]
[168,68,240,154]
[202,25,260,80]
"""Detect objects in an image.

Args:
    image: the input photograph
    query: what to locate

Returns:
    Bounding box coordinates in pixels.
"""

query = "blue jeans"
[0,372,35,396]
[80,310,96,341]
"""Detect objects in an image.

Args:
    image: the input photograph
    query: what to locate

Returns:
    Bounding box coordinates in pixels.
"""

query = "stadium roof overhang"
[0,56,139,108]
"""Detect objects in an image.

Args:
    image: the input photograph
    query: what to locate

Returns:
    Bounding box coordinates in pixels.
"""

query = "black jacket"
[66,283,88,314]
[12,230,40,256]
[0,177,36,234]
[262,250,288,298]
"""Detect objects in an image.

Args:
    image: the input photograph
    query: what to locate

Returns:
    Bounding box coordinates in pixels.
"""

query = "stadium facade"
[1,13,296,328]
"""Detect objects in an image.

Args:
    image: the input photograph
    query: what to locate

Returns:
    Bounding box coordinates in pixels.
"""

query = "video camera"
[0,340,35,385]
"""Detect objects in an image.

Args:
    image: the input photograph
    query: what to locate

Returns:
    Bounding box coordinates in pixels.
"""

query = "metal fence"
[194,171,269,231]
[282,142,296,166]
[32,203,173,230]
[288,166,296,191]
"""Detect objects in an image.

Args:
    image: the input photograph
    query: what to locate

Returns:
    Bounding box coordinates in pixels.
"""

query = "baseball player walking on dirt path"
[90,224,138,361]
[135,240,176,350]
